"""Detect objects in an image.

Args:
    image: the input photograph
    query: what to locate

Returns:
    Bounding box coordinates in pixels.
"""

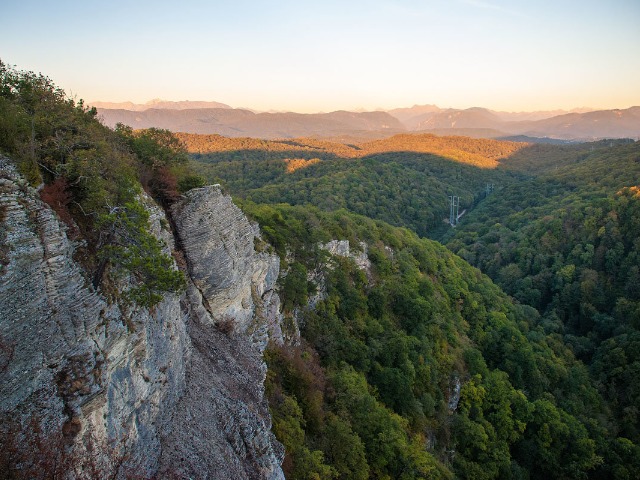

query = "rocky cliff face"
[171,186,284,348]
[320,240,372,275]
[0,157,284,479]
[159,186,285,479]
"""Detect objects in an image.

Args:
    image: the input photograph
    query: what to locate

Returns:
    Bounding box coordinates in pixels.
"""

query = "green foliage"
[257,203,611,479]
[97,202,186,306]
[320,413,369,480]
[265,344,335,479]
[446,142,640,446]
[271,395,335,480]
[281,262,309,312]
[0,61,186,307]
[453,372,532,479]
[0,59,99,184]
[116,125,188,168]
[190,135,522,237]
[115,125,205,205]
[209,132,639,477]
[177,173,206,193]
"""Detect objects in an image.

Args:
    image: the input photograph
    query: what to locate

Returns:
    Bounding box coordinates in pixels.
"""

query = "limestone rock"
[320,239,372,275]
[155,185,285,479]
[306,238,373,309]
[0,158,190,477]
[157,315,284,480]
[0,158,284,478]
[171,185,283,347]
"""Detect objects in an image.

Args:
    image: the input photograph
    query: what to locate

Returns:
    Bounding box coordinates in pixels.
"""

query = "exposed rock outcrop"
[306,239,372,309]
[160,186,285,478]
[0,157,284,479]
[157,311,283,479]
[320,239,371,275]
[171,185,284,348]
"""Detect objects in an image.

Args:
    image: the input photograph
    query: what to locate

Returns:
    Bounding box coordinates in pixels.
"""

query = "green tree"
[96,201,185,306]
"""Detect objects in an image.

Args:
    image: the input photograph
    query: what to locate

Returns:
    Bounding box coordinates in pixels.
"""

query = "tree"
[95,201,185,307]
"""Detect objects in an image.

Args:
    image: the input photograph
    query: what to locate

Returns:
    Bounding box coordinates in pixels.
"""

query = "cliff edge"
[0,157,284,479]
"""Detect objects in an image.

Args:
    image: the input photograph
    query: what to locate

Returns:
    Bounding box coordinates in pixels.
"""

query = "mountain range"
[96,107,406,139]
[90,98,232,111]
[93,100,640,141]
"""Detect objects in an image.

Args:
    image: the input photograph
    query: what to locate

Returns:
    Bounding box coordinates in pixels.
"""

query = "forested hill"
[444,140,640,445]
[188,131,640,477]
[246,203,636,479]
[186,133,623,237]
[177,131,526,167]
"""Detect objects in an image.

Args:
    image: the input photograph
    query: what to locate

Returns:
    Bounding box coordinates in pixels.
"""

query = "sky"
[2,0,639,113]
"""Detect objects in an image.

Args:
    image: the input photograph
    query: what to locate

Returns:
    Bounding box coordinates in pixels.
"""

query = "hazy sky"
[2,0,639,113]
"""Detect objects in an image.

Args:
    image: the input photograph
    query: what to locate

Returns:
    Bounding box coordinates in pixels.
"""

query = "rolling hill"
[184,133,531,236]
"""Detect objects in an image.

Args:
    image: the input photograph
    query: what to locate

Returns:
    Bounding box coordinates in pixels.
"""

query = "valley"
[182,129,640,478]
[3,0,639,476]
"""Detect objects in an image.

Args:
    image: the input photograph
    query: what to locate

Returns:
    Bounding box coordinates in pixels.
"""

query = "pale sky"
[2,0,639,113]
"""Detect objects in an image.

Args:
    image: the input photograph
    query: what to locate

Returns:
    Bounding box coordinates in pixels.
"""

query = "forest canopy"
[186,129,640,478]
[244,203,636,479]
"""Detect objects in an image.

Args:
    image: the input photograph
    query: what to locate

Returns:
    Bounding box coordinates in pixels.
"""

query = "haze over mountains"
[96,107,406,139]
[93,100,640,141]
[91,99,232,111]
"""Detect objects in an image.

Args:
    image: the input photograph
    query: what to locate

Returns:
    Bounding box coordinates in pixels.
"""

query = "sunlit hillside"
[176,132,528,169]
[187,134,628,239]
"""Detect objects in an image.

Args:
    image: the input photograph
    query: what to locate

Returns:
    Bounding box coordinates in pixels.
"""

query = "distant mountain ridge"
[395,105,639,140]
[94,100,640,141]
[90,99,232,111]
[507,106,640,140]
[96,107,405,139]
[388,104,595,127]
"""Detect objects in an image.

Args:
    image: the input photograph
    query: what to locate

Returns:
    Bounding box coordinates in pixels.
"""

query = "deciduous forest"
[189,130,640,479]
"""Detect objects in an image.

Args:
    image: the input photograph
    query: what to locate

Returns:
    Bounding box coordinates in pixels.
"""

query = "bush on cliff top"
[0,60,189,306]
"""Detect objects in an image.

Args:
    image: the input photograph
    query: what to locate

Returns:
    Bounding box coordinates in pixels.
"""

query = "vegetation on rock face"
[0,60,196,306]
[95,201,185,306]
[116,125,205,206]
[243,203,632,479]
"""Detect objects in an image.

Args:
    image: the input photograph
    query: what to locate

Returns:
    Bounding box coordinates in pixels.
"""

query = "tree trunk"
[92,258,108,289]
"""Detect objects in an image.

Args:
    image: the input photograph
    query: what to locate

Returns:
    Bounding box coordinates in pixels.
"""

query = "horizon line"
[86,99,640,116]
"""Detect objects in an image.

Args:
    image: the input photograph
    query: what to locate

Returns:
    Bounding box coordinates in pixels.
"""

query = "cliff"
[0,157,284,479]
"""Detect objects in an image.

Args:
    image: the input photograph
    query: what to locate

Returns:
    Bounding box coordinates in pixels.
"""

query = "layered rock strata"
[170,185,284,348]
[0,158,283,479]
[161,186,285,478]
